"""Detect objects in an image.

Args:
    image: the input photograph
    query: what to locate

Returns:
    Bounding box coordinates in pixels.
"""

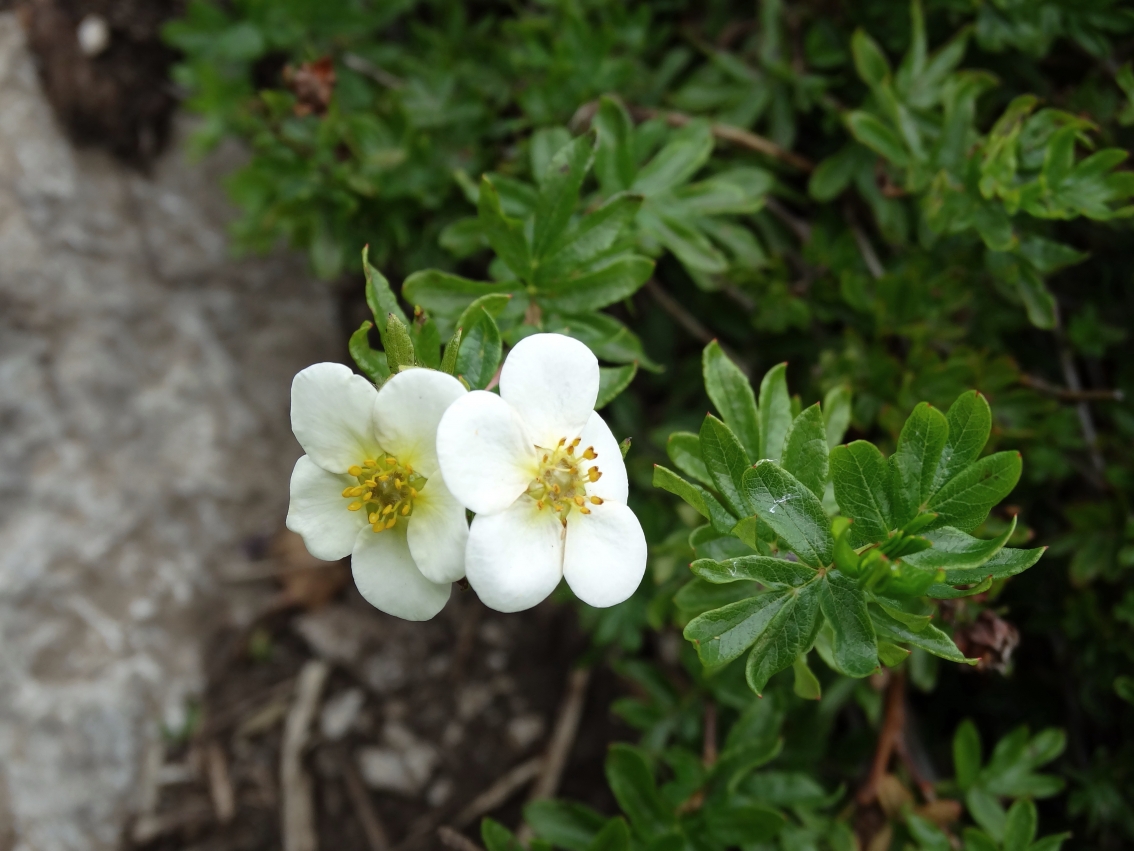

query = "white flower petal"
[579,411,629,503]
[286,455,365,560]
[373,368,467,477]
[406,480,468,584]
[291,363,381,473]
[563,501,647,608]
[351,526,451,621]
[436,391,539,515]
[466,498,564,613]
[499,333,599,447]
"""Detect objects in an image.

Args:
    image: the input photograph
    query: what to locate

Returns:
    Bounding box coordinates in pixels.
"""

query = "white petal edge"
[499,333,599,448]
[286,455,365,560]
[436,390,539,515]
[351,526,450,621]
[291,363,381,473]
[579,410,629,503]
[563,501,647,608]
[406,479,468,584]
[465,498,564,613]
[373,368,467,478]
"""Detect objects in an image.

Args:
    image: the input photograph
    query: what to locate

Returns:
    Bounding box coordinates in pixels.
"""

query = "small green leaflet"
[743,462,834,568]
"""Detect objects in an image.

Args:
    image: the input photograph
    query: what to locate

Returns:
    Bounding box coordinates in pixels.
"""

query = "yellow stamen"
[401,504,410,515]
[382,504,394,515]
[579,505,591,515]
[347,501,363,511]
[369,513,379,524]
[537,500,545,510]
[588,467,602,482]
[385,517,396,529]
[364,459,377,468]
[386,457,397,466]
[590,496,604,505]
[574,495,585,506]
[582,447,596,460]
[342,486,356,498]
[348,465,363,477]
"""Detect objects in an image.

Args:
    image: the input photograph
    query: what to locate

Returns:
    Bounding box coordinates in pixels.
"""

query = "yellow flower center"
[341,456,427,534]
[526,436,604,522]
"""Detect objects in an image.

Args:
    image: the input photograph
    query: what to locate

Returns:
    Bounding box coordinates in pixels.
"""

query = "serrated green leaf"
[703,342,760,459]
[479,175,532,282]
[533,134,594,259]
[597,363,637,409]
[954,719,982,791]
[746,578,822,694]
[543,256,654,313]
[927,451,1022,532]
[781,403,829,498]
[690,556,817,587]
[744,462,834,568]
[455,308,502,389]
[666,432,712,487]
[653,465,737,533]
[890,402,949,526]
[685,589,799,669]
[933,391,992,491]
[831,441,894,547]
[820,570,879,677]
[384,313,415,373]
[758,363,791,462]
[699,414,752,516]
[605,744,674,838]
[348,320,390,384]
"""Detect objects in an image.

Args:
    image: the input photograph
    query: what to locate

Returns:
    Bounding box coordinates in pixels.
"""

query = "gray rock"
[0,13,339,849]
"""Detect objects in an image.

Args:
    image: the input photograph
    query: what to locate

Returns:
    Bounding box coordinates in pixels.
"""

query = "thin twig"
[1057,330,1107,477]
[857,671,905,806]
[765,197,813,244]
[281,660,330,851]
[338,750,391,851]
[643,280,750,377]
[206,741,236,824]
[528,668,591,801]
[1019,373,1124,403]
[702,702,718,767]
[438,827,485,851]
[846,205,884,280]
[453,757,544,828]
[342,53,405,89]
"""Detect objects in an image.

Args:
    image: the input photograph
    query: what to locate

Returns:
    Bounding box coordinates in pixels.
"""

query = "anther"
[583,447,596,459]
[574,495,585,506]
[382,504,394,515]
[364,459,377,468]
[590,496,604,505]
[557,437,566,447]
[566,444,575,455]
[378,474,389,482]
[342,486,356,498]
[579,505,591,515]
[537,500,545,510]
[401,504,411,515]
[361,490,373,500]
[386,457,397,466]
[372,523,384,533]
[588,466,602,482]
[385,517,396,529]
[348,465,363,477]
[347,501,363,511]
[369,512,379,524]
[409,487,418,497]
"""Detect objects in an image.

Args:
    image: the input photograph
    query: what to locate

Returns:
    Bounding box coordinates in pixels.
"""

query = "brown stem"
[643,280,750,377]
[1018,373,1124,403]
[437,827,485,851]
[857,671,906,806]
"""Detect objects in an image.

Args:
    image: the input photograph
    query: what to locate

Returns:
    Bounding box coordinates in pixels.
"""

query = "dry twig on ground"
[281,660,330,851]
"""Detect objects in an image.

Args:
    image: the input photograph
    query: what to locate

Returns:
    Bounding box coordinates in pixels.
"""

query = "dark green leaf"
[871,606,970,663]
[831,441,894,547]
[746,578,822,694]
[440,327,462,375]
[482,818,524,851]
[666,432,712,487]
[902,519,1015,573]
[690,556,817,587]
[384,313,415,373]
[703,342,760,459]
[632,120,714,196]
[1003,800,1037,851]
[889,402,949,526]
[653,465,737,533]
[479,175,532,282]
[954,719,982,791]
[455,293,513,332]
[530,127,573,186]
[524,800,607,851]
[597,363,638,409]
[402,270,515,318]
[594,96,637,195]
[819,570,879,677]
[846,111,909,166]
[605,744,674,838]
[533,134,594,258]
[758,363,791,462]
[543,256,654,313]
[684,589,800,669]
[455,308,502,390]
[932,391,992,491]
[743,462,835,568]
[363,246,408,328]
[927,451,1022,532]
[410,314,441,368]
[792,654,822,700]
[781,404,829,498]
[704,803,786,846]
[852,28,891,90]
[699,414,752,516]
[823,384,853,449]
[585,818,631,851]
[537,195,643,285]
[966,788,1007,842]
[348,320,390,384]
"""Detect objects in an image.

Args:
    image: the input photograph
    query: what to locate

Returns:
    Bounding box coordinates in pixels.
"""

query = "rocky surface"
[0,13,340,849]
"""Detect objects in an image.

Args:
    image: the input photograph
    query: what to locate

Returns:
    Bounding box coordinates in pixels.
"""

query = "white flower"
[435,333,647,613]
[285,363,468,621]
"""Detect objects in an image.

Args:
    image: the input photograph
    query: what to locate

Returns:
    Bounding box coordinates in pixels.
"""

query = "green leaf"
[605,744,674,838]
[743,462,835,568]
[877,640,910,667]
[402,270,515,318]
[781,403,829,498]
[524,800,607,851]
[823,385,852,449]
[543,256,654,313]
[890,402,949,526]
[704,803,786,846]
[746,578,822,694]
[933,391,993,491]
[758,363,791,462]
[362,246,408,329]
[966,788,1007,842]
[902,520,1015,573]
[585,818,631,851]
[597,363,638,409]
[685,589,800,669]
[699,415,752,516]
[1028,835,1071,851]
[846,111,909,166]
[455,293,513,333]
[348,320,390,384]
[479,175,532,282]
[666,432,712,487]
[384,313,415,373]
[792,654,822,700]
[653,465,737,533]
[537,195,643,285]
[831,441,894,547]
[533,134,594,259]
[954,719,982,791]
[872,606,970,663]
[703,342,760,460]
[852,28,891,90]
[927,451,1022,532]
[455,308,502,389]
[690,556,817,587]
[594,96,637,195]
[1003,800,1037,851]
[410,314,441,368]
[809,144,868,203]
[820,570,879,677]
[482,818,524,851]
[1015,266,1058,330]
[632,120,714,196]
[530,127,573,186]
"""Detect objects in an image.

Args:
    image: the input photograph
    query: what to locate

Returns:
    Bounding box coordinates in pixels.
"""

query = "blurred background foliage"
[166,0,1134,846]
